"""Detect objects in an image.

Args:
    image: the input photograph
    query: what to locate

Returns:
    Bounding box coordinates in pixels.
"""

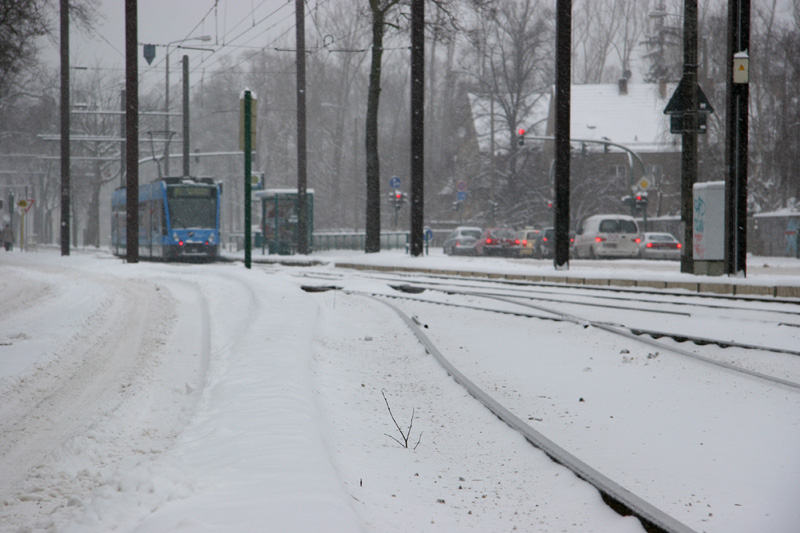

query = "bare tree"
[458,0,554,225]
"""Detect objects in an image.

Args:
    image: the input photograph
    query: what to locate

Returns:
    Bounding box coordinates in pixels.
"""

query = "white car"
[573,214,641,259]
[639,232,682,260]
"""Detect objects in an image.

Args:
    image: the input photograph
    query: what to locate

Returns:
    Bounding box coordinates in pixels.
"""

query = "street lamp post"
[163,35,211,176]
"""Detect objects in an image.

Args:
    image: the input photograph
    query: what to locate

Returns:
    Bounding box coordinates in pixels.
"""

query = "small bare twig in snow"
[382,390,422,449]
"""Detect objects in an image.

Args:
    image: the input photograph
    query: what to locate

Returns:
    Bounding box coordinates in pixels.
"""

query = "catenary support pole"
[60,0,70,256]
[553,0,571,270]
[125,0,139,263]
[724,0,749,277]
[295,0,309,255]
[244,90,252,269]
[410,0,424,257]
[680,0,699,274]
[183,55,190,177]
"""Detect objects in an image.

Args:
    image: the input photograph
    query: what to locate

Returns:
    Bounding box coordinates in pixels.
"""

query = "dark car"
[534,227,575,258]
[474,227,517,257]
[443,226,483,256]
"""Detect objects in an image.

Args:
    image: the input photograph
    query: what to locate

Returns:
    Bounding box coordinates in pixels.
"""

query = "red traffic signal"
[517,128,525,146]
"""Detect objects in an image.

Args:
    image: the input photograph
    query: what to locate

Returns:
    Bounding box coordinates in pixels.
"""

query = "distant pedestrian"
[2,224,14,251]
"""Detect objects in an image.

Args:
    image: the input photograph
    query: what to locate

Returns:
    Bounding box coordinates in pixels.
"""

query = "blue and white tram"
[112,177,221,260]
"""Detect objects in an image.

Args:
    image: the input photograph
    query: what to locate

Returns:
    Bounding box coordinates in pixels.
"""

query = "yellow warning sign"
[733,55,749,84]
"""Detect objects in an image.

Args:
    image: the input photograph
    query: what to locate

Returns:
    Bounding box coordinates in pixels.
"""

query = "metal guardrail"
[313,231,409,251]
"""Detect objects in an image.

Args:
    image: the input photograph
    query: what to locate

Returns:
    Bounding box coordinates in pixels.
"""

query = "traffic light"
[489,200,499,219]
[517,128,525,146]
[388,191,408,211]
[634,193,648,213]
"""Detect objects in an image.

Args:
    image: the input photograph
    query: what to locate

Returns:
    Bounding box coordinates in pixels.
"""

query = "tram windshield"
[167,186,217,229]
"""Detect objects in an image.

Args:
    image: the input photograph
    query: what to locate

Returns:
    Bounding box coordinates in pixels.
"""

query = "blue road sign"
[424,227,433,242]
[456,191,467,201]
[389,176,401,189]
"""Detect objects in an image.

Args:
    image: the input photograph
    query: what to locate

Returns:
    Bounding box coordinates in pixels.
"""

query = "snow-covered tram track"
[354,286,800,391]
[364,294,697,533]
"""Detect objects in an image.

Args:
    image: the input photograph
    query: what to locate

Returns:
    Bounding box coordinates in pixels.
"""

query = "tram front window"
[167,186,217,229]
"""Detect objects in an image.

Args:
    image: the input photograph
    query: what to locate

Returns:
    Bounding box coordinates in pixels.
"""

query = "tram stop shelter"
[253,188,314,255]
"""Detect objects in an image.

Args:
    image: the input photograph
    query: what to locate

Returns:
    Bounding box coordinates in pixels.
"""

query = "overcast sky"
[45,0,297,86]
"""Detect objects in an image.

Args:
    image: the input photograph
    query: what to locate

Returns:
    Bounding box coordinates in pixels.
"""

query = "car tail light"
[515,239,521,245]
[595,236,605,242]
[522,239,527,245]
[634,237,641,244]
[543,237,548,242]
[486,238,494,244]
[178,240,184,246]
[677,243,682,249]
[646,242,653,248]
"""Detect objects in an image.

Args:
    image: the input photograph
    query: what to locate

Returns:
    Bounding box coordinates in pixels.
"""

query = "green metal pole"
[244,90,252,269]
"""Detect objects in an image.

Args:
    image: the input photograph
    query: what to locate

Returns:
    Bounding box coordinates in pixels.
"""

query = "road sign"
[423,227,433,242]
[664,76,714,115]
[143,44,156,65]
[456,191,467,201]
[389,176,401,189]
[16,199,34,214]
[637,177,651,190]
[456,180,467,192]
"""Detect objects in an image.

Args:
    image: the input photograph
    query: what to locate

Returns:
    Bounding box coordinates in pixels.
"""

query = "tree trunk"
[365,2,387,253]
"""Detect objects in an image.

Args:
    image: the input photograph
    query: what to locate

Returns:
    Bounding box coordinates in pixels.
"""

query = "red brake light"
[486,238,493,244]
[646,242,653,248]
[677,243,682,249]
[515,239,521,245]
[178,240,184,246]
[522,239,527,245]
[635,237,641,244]
[543,237,548,242]
[595,236,605,242]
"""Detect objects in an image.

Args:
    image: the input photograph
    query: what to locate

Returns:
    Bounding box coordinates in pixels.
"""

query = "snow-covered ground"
[1,248,798,532]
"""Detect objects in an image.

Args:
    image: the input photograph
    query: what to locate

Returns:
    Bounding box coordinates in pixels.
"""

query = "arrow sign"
[664,76,714,115]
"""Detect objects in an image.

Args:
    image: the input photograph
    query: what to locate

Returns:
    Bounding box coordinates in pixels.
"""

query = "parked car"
[639,232,682,260]
[573,214,641,259]
[533,227,575,258]
[514,228,540,257]
[442,226,482,256]
[474,227,517,256]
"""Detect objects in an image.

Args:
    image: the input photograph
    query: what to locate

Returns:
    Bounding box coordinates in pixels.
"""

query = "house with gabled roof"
[453,80,684,230]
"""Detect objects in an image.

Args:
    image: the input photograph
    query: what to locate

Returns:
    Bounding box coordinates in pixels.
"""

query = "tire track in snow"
[0,269,209,530]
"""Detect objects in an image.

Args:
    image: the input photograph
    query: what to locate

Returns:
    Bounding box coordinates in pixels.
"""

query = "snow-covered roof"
[468,82,682,155]
[569,82,680,154]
